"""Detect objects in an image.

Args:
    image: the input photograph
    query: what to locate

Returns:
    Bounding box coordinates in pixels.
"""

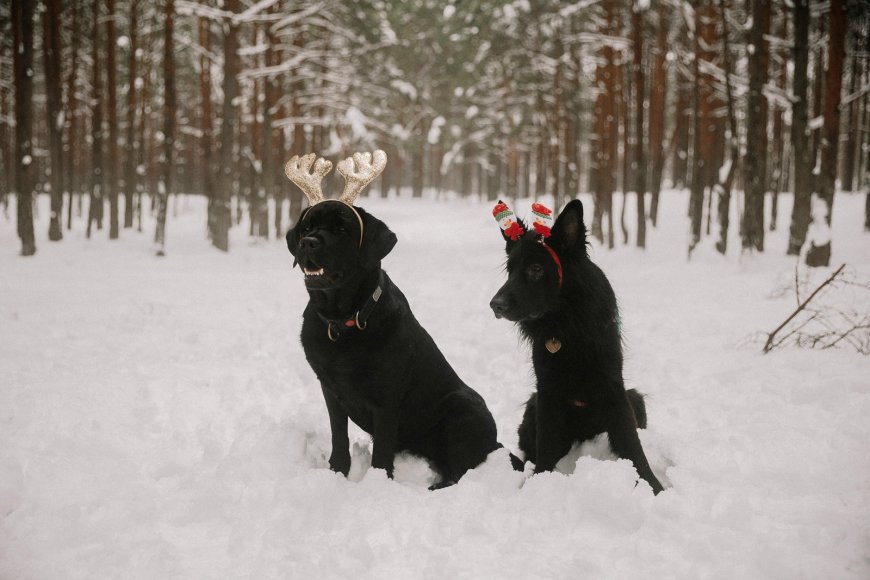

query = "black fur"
[490,199,664,494]
[287,201,514,487]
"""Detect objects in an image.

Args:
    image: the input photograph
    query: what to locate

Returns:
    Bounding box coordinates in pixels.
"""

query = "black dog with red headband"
[490,199,664,494]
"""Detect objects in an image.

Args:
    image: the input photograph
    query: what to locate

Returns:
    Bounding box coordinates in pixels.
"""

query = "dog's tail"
[627,389,648,429]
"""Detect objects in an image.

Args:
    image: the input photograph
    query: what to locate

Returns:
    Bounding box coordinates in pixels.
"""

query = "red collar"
[540,241,563,287]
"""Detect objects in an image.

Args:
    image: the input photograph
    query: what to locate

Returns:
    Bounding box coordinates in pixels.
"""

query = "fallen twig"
[763,263,846,354]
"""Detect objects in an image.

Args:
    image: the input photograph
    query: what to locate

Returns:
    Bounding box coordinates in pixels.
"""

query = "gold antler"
[336,150,387,205]
[284,153,333,205]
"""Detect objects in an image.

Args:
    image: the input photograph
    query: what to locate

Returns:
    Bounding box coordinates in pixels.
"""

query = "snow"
[391,79,418,101]
[344,106,370,142]
[1,191,869,579]
[427,116,445,145]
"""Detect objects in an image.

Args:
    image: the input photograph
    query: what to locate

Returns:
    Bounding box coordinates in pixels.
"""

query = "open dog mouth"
[300,259,341,286]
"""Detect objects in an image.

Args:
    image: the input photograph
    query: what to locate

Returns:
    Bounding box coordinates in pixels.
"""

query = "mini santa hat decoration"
[493,201,525,241]
[530,202,554,238]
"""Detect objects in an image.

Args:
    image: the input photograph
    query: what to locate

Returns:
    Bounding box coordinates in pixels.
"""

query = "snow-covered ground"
[1,190,868,579]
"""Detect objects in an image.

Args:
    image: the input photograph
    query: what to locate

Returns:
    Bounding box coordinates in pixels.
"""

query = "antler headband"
[284,150,387,247]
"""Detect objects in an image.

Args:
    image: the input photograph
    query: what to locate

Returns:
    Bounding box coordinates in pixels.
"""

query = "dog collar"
[316,270,384,342]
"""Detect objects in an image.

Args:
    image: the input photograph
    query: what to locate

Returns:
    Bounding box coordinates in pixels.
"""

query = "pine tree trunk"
[788,0,812,255]
[265,1,283,239]
[769,14,788,232]
[806,0,846,268]
[688,3,708,256]
[87,0,103,239]
[213,0,240,252]
[155,0,175,255]
[631,2,647,248]
[43,0,64,241]
[199,13,214,237]
[715,0,739,255]
[619,51,630,245]
[741,0,770,252]
[592,0,616,248]
[0,38,10,208]
[106,0,119,239]
[672,78,690,189]
[648,2,668,227]
[287,32,306,223]
[13,0,36,256]
[123,0,139,228]
[841,41,859,192]
[137,22,153,233]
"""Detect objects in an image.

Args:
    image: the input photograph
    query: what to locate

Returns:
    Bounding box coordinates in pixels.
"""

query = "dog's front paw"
[329,453,351,477]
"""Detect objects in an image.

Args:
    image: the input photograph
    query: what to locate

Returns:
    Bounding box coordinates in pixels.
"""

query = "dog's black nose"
[490,296,509,319]
[299,236,321,251]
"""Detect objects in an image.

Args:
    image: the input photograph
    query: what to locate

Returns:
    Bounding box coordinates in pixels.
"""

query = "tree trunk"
[13,0,36,255]
[741,0,770,252]
[136,19,153,233]
[200,13,214,238]
[769,12,788,231]
[631,2,647,248]
[123,0,139,228]
[688,3,709,256]
[648,2,668,227]
[249,28,268,239]
[155,0,175,255]
[265,2,283,239]
[87,0,103,239]
[0,37,10,210]
[592,0,616,248]
[213,0,240,252]
[806,0,846,268]
[672,78,690,189]
[287,31,306,224]
[715,0,740,255]
[841,37,859,192]
[43,0,64,241]
[106,0,119,239]
[788,0,812,255]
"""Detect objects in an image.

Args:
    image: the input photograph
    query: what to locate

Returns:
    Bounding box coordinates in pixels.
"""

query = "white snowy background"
[1,191,868,579]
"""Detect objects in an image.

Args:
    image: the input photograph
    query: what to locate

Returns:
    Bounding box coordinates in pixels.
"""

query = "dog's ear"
[285,226,298,256]
[357,207,397,268]
[285,208,309,257]
[550,199,587,256]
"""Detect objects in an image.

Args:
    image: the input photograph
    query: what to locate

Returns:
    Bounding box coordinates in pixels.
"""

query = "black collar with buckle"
[316,270,385,342]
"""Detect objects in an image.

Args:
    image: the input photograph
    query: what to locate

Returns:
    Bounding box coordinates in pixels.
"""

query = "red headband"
[493,201,563,287]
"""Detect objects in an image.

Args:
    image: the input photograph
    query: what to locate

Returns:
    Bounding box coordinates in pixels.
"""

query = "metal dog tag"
[545,338,562,354]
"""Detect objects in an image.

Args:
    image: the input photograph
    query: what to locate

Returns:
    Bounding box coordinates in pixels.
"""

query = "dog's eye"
[334,225,347,235]
[528,263,544,279]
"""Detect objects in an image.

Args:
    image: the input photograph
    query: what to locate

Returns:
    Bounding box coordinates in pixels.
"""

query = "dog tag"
[545,338,562,354]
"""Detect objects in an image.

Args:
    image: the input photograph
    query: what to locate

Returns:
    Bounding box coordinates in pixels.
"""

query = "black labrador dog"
[489,199,664,494]
[285,151,512,488]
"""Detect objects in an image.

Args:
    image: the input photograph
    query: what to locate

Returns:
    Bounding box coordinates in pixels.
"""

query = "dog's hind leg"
[435,393,500,485]
[606,392,664,494]
[626,389,648,429]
